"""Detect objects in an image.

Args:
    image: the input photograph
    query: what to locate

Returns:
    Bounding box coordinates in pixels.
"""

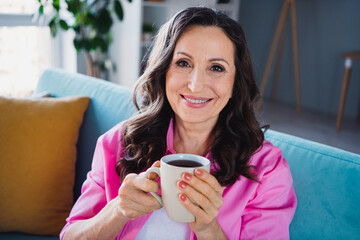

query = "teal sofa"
[1,69,359,239]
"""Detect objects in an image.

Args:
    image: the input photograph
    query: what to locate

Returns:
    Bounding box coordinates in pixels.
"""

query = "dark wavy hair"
[116,7,267,186]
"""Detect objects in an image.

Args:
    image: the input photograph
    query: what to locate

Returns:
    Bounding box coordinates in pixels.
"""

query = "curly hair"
[116,7,267,186]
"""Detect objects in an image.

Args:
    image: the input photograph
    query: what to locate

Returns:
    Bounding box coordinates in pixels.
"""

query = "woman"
[61,7,297,240]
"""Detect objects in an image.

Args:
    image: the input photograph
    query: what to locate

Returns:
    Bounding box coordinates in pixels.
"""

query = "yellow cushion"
[0,96,90,236]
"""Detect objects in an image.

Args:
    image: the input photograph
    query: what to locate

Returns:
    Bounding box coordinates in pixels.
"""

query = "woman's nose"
[188,69,205,92]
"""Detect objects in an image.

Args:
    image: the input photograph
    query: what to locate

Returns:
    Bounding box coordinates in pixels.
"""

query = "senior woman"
[61,7,297,240]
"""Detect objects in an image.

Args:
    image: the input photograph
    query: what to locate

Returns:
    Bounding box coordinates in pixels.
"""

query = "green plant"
[142,22,156,33]
[36,0,132,78]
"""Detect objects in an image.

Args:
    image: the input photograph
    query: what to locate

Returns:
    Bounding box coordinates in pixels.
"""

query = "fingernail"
[183,173,192,181]
[179,193,187,202]
[195,168,203,176]
[178,181,186,189]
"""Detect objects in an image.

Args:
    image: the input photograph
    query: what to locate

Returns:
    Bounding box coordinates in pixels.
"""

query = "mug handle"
[145,167,163,206]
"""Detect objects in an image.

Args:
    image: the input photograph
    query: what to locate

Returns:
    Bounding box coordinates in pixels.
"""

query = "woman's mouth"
[181,95,213,107]
[183,96,210,103]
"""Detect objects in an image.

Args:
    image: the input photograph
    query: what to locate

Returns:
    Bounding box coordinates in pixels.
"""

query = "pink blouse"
[60,120,297,239]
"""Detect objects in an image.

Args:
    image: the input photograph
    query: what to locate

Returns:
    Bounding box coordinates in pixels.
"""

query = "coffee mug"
[145,153,210,222]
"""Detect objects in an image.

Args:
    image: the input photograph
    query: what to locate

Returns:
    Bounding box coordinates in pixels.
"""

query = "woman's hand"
[116,161,162,220]
[177,168,227,240]
[63,162,162,240]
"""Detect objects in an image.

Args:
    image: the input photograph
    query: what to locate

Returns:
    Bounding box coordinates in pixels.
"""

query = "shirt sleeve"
[240,156,297,240]
[59,136,109,240]
[59,117,126,240]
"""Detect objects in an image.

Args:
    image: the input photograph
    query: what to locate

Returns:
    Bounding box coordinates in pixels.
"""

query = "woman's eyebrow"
[209,58,230,66]
[174,52,230,66]
[174,51,193,59]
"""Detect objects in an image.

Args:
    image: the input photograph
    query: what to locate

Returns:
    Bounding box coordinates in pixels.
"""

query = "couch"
[1,69,359,239]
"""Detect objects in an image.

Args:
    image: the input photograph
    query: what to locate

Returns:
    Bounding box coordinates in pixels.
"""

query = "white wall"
[109,0,142,88]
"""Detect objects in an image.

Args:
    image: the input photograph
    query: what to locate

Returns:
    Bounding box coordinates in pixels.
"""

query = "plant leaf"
[84,11,95,27]
[72,24,81,33]
[73,38,82,51]
[52,0,60,12]
[59,20,69,30]
[92,36,107,52]
[128,0,132,2]
[114,0,124,21]
[74,38,89,51]
[66,0,80,15]
[39,5,44,15]
[96,9,113,33]
[83,38,92,51]
[75,38,91,51]
[49,18,57,37]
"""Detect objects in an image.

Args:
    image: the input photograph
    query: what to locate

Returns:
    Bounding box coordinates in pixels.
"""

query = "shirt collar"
[166,118,176,155]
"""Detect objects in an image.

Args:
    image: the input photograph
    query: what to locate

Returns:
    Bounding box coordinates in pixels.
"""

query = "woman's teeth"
[184,96,209,104]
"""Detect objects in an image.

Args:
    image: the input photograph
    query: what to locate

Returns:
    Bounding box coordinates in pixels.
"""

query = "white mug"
[145,153,210,222]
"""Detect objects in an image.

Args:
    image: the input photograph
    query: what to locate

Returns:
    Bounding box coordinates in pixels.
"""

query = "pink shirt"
[60,120,297,239]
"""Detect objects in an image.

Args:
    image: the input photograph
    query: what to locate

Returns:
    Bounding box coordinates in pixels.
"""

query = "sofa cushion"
[0,96,89,236]
[34,69,135,200]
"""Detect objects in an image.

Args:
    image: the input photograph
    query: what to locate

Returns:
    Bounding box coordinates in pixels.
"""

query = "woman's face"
[166,25,236,127]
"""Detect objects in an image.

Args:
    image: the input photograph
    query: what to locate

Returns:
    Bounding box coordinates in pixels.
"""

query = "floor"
[257,100,360,155]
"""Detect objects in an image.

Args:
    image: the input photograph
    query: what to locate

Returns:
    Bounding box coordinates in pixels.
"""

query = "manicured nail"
[183,173,192,181]
[179,193,187,202]
[178,181,186,189]
[195,168,203,176]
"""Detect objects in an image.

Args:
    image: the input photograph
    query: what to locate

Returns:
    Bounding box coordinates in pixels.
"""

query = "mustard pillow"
[0,96,90,236]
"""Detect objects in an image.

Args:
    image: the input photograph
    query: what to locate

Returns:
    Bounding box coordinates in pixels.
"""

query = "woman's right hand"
[116,161,162,220]
[63,161,161,240]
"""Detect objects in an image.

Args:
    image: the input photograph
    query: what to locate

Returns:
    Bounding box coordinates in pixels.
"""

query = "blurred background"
[0,0,359,153]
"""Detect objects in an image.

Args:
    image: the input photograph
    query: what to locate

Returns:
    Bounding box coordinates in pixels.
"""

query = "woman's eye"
[211,65,224,72]
[176,60,190,68]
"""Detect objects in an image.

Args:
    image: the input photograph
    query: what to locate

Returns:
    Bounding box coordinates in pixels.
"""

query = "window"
[0,0,76,97]
[0,0,36,14]
[0,26,52,97]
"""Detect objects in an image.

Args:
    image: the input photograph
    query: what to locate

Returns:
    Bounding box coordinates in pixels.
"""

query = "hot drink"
[167,160,203,168]
[146,153,210,222]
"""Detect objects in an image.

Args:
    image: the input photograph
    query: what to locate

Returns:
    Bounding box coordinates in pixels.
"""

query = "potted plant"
[35,0,132,78]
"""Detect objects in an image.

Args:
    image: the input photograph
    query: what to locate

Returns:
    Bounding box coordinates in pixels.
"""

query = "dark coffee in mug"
[167,160,203,168]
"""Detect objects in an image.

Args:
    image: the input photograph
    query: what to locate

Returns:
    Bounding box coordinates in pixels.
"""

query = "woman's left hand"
[177,168,227,240]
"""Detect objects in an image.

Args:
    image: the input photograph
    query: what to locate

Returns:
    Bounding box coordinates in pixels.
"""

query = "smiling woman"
[61,7,297,240]
[166,25,235,130]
